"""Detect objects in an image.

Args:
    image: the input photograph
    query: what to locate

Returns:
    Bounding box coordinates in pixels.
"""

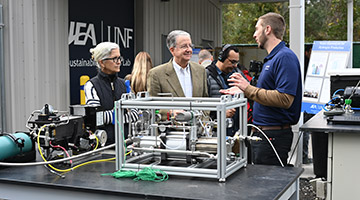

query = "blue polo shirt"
[253,41,302,126]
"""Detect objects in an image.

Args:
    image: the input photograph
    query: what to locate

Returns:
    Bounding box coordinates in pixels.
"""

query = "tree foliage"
[222,0,360,44]
[222,2,289,44]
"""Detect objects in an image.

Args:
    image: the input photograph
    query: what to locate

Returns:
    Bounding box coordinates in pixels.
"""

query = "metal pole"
[289,0,304,167]
[347,0,353,68]
[0,4,6,133]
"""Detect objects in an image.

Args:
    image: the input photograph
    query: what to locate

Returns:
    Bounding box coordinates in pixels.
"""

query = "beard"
[258,29,267,49]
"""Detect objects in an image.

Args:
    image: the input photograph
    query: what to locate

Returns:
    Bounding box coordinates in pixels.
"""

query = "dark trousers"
[251,128,293,166]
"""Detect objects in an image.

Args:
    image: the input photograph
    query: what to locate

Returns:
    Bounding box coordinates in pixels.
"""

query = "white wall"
[0,0,69,132]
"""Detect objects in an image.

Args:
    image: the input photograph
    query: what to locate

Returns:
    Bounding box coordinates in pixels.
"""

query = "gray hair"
[198,49,212,61]
[90,42,120,69]
[166,30,191,49]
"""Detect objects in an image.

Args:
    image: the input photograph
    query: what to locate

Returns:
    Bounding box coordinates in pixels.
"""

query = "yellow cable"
[37,126,132,173]
[94,134,99,150]
[70,157,115,171]
[67,150,132,171]
[37,125,71,172]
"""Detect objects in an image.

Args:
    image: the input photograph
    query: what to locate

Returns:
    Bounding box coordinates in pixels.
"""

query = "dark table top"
[300,110,360,133]
[0,155,303,200]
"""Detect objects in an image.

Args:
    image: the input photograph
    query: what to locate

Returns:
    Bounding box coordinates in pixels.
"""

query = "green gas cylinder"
[0,133,33,161]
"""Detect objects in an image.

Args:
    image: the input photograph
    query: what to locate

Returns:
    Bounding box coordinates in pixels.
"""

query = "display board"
[190,48,201,63]
[302,41,351,114]
[68,0,134,105]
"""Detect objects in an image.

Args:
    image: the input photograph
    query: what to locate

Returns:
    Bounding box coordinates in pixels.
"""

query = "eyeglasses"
[103,56,123,63]
[176,44,195,50]
[228,59,240,66]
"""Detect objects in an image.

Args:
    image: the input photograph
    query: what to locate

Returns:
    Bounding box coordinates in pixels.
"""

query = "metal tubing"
[128,146,214,158]
[125,152,154,163]
[0,5,5,132]
[241,100,248,160]
[219,105,226,180]
[122,163,217,175]
[225,159,247,178]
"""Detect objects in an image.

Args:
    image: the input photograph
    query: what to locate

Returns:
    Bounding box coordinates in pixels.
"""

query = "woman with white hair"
[84,42,138,145]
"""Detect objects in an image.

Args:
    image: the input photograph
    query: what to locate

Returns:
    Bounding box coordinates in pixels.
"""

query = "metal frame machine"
[114,92,248,182]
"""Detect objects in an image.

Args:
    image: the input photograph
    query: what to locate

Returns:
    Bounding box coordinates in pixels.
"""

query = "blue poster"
[68,0,134,105]
[301,102,323,115]
[302,41,351,114]
[312,41,351,52]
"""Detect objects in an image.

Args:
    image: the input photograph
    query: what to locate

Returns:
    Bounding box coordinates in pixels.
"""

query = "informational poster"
[68,0,134,105]
[325,52,349,76]
[190,49,201,63]
[302,41,351,114]
[303,76,323,102]
[307,52,329,77]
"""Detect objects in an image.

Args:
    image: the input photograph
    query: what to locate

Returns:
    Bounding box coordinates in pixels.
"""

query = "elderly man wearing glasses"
[84,42,138,145]
[147,30,208,99]
[206,44,249,136]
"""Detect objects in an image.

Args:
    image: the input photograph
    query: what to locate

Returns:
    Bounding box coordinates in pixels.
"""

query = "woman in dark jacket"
[84,42,138,145]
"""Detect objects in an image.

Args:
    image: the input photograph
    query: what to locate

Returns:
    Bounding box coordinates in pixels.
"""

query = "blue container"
[0,133,33,161]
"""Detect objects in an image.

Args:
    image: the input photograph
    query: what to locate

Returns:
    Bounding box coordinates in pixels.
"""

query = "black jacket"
[206,61,248,98]
[89,71,126,144]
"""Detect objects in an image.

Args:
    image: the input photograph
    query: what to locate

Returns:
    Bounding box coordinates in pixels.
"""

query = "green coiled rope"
[101,167,169,182]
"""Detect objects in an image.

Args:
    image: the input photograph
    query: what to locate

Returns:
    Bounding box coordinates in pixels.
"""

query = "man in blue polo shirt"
[221,12,302,166]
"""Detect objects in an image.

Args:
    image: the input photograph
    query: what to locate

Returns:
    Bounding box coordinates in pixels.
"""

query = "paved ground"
[300,162,317,200]
[299,135,319,200]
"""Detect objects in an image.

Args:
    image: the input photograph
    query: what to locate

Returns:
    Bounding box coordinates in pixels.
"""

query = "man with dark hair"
[206,45,248,136]
[221,12,302,166]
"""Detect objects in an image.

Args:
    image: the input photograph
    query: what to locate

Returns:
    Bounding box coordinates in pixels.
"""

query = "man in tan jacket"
[147,30,208,98]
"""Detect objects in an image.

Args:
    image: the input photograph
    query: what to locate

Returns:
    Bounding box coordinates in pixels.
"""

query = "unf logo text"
[68,21,133,48]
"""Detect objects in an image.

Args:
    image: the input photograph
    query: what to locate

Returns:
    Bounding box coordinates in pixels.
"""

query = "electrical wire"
[247,124,284,167]
[36,123,131,173]
[62,150,132,174]
[348,80,360,100]
[287,131,303,165]
[332,89,344,97]
[37,124,74,172]
[94,133,99,150]
[23,107,132,170]
[36,122,132,173]
[322,96,340,111]
[50,141,72,164]
[0,143,116,166]
[322,104,329,111]
[25,110,41,130]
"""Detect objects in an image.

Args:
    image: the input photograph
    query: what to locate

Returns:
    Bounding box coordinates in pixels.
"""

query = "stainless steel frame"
[114,93,247,182]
